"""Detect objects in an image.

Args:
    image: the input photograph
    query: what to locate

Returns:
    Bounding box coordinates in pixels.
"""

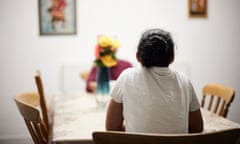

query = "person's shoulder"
[175,70,189,78]
[121,66,135,74]
[173,70,191,84]
[118,67,141,80]
[118,59,130,63]
[118,59,133,66]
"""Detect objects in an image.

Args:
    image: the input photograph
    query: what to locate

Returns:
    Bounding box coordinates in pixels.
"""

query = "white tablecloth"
[51,92,240,142]
[52,92,108,141]
[202,108,240,132]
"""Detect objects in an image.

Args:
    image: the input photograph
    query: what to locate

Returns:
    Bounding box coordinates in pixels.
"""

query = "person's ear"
[136,52,141,63]
[169,57,174,64]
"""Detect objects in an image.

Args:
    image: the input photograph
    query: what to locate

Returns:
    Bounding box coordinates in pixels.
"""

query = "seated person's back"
[106,28,203,134]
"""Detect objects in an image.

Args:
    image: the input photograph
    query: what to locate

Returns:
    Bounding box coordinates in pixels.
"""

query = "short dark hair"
[137,28,175,68]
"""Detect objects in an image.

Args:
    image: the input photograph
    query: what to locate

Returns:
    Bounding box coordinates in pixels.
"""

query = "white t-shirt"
[110,67,200,134]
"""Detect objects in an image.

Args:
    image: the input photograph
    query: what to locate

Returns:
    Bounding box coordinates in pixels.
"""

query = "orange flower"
[95,45,101,58]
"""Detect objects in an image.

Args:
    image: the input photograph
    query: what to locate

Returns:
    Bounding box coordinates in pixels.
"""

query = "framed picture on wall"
[188,0,208,18]
[39,0,77,35]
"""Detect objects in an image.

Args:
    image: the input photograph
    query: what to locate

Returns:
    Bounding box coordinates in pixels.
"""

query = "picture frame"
[188,0,208,18]
[38,0,77,35]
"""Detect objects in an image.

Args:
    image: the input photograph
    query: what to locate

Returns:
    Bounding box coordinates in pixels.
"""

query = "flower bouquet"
[94,35,121,68]
[94,35,121,107]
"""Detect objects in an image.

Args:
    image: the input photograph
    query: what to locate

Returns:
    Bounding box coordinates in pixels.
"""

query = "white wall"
[0,0,240,139]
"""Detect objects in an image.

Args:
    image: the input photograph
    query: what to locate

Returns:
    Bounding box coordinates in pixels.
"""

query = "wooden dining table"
[50,91,240,144]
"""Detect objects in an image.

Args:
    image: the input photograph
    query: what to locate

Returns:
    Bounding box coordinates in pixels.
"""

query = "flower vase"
[96,66,110,108]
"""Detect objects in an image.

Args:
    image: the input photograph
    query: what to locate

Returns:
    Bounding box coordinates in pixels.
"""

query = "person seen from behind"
[105,28,203,133]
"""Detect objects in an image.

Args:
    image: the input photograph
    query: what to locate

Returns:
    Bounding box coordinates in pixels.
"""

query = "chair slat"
[201,83,235,117]
[219,101,226,116]
[207,95,214,111]
[24,120,40,144]
[34,70,49,131]
[201,95,206,107]
[213,97,221,113]
[14,92,48,144]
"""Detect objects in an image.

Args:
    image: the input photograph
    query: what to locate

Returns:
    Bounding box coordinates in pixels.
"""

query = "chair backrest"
[201,83,235,117]
[34,70,49,131]
[92,129,240,144]
[14,92,48,144]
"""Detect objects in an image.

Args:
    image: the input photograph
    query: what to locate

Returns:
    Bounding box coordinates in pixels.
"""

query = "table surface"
[50,91,240,143]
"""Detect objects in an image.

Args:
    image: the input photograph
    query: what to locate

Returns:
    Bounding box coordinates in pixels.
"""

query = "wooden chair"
[14,92,48,144]
[92,128,240,144]
[201,83,235,117]
[34,70,49,131]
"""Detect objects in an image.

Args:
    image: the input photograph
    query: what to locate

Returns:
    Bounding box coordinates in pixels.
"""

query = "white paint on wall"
[0,0,240,139]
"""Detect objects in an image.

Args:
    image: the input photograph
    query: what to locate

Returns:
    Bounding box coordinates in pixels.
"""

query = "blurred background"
[0,0,240,143]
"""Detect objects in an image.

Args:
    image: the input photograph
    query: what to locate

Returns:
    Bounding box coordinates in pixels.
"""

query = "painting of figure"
[39,0,76,35]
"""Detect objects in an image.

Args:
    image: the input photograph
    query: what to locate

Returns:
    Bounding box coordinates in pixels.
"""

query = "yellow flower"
[95,35,121,67]
[98,35,112,48]
[100,54,117,67]
[111,39,121,49]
